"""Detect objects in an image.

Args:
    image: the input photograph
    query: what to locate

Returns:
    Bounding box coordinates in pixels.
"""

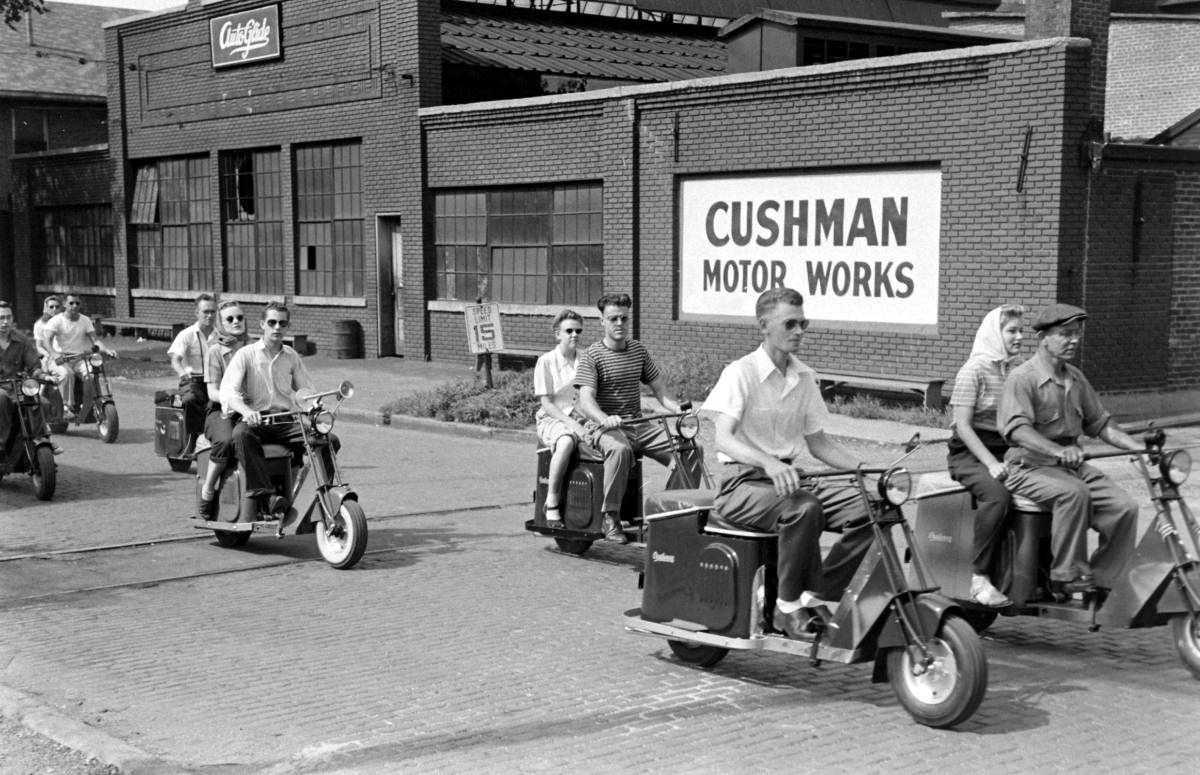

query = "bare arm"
[645,374,681,414]
[953,404,1006,479]
[805,429,862,472]
[1097,420,1141,452]
[576,386,620,429]
[539,395,587,436]
[171,353,190,378]
[88,330,116,358]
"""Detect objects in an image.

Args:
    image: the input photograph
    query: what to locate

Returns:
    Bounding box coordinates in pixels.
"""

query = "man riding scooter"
[168,293,217,458]
[574,292,681,544]
[703,287,874,637]
[998,303,1141,597]
[39,293,117,421]
[0,302,49,451]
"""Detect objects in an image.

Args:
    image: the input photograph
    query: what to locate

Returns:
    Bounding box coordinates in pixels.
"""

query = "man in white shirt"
[167,293,217,451]
[704,287,873,639]
[40,293,117,417]
[220,302,335,512]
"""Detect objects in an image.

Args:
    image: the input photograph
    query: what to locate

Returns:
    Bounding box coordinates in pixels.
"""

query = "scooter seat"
[1010,492,1048,513]
[534,441,605,463]
[644,488,716,518]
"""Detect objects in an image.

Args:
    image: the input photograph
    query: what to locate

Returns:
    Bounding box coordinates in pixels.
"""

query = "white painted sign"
[678,169,941,325]
[210,5,281,69]
[465,303,504,354]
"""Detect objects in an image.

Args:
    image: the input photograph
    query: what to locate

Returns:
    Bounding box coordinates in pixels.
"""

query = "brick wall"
[422,40,1094,384]
[1107,17,1200,142]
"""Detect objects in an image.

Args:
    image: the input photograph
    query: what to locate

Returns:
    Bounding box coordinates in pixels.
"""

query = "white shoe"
[970,574,1011,607]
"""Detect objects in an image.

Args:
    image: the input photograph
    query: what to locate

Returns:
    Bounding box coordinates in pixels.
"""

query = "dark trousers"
[231,420,339,498]
[204,409,236,464]
[0,392,48,450]
[947,435,1012,576]
[178,376,208,438]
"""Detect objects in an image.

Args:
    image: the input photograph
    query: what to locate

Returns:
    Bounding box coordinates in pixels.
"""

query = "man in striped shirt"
[574,293,680,544]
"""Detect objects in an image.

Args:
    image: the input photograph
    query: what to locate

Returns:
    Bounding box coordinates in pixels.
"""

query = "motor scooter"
[624,442,988,729]
[187,380,368,570]
[910,429,1200,679]
[43,347,119,443]
[152,390,196,472]
[524,409,712,555]
[0,374,58,500]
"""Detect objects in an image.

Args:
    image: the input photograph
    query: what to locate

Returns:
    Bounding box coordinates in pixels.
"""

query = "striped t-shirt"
[949,356,1007,432]
[574,340,661,419]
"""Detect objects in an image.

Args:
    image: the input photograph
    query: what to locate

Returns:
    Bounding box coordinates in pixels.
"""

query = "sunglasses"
[47,304,61,309]
[783,318,810,331]
[67,301,81,307]
[562,327,582,334]
[264,319,290,328]
[224,315,244,323]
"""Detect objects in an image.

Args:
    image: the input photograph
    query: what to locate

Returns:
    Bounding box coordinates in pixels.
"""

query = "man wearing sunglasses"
[40,294,117,420]
[220,302,335,514]
[168,293,218,454]
[703,287,875,639]
[0,301,50,452]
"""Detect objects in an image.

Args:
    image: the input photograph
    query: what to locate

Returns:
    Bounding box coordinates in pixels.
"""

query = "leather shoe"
[969,574,1011,608]
[1049,575,1095,601]
[198,496,217,520]
[772,607,825,639]
[601,513,628,544]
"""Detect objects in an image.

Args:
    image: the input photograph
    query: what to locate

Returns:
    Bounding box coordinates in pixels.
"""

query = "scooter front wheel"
[887,613,987,729]
[316,500,368,570]
[667,639,728,668]
[31,446,56,501]
[1170,612,1200,680]
[98,404,119,443]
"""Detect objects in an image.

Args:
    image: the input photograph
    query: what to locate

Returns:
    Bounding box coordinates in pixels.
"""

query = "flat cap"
[1031,303,1088,332]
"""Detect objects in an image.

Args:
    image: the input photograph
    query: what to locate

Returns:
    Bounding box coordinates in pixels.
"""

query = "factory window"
[434,182,602,305]
[221,149,285,295]
[129,156,215,291]
[37,205,114,288]
[295,141,364,297]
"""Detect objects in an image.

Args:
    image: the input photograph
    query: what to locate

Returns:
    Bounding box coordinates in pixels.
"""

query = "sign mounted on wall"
[678,168,942,326]
[210,4,281,69]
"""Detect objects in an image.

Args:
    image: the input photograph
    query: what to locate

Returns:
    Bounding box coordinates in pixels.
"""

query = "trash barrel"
[331,319,363,359]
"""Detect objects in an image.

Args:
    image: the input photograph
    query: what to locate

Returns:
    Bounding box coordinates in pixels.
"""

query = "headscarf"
[967,306,1020,374]
[213,304,249,349]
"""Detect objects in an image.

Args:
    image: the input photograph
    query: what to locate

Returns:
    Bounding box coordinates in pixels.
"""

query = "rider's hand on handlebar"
[244,410,263,426]
[987,461,1007,481]
[1056,444,1085,468]
[764,458,805,497]
[600,414,623,430]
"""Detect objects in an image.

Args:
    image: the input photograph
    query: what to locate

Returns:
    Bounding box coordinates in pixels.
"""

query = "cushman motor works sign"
[210,5,281,69]
[678,168,941,326]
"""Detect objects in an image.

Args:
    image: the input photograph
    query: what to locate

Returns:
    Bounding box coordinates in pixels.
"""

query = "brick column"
[1026,0,1109,126]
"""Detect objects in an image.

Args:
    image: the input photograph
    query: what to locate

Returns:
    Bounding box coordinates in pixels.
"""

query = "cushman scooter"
[44,347,119,443]
[187,380,368,570]
[910,429,1200,679]
[624,442,989,729]
[524,409,712,555]
[0,373,58,500]
[152,390,196,472]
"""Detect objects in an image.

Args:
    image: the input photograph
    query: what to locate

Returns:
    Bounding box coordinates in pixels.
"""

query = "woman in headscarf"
[197,300,250,518]
[947,304,1026,607]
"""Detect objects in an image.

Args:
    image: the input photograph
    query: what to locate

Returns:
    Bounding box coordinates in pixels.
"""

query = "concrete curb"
[0,684,176,774]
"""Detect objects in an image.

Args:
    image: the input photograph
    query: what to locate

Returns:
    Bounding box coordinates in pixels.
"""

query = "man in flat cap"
[998,303,1141,598]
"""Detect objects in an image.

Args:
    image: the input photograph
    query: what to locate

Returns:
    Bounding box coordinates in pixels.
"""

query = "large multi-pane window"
[37,205,114,287]
[434,182,602,304]
[221,148,285,295]
[129,156,215,291]
[295,141,363,297]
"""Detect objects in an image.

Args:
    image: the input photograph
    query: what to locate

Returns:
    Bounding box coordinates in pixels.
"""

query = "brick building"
[8,0,1188,412]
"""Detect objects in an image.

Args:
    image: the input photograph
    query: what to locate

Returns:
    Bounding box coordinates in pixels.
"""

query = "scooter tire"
[168,457,192,473]
[887,613,987,729]
[214,530,251,548]
[668,639,728,668]
[1170,612,1200,680]
[959,609,999,635]
[553,537,593,556]
[316,500,368,570]
[98,404,119,444]
[31,446,56,501]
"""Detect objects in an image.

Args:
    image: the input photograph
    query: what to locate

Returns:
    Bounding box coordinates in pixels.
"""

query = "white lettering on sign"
[679,169,941,325]
[651,551,675,564]
[219,18,273,60]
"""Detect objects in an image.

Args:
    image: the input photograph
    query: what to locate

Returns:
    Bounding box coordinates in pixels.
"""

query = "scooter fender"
[293,486,357,535]
[869,592,961,684]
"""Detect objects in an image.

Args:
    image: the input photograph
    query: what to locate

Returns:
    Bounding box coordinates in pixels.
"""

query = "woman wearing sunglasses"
[196,300,250,518]
[534,309,589,528]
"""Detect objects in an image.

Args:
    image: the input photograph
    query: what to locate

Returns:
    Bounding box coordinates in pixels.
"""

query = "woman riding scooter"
[534,309,588,529]
[946,304,1026,607]
[197,300,250,518]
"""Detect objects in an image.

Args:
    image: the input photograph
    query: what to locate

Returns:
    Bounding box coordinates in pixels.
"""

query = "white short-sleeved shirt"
[703,345,829,463]
[533,347,577,421]
[168,323,211,374]
[32,318,57,357]
[42,313,95,355]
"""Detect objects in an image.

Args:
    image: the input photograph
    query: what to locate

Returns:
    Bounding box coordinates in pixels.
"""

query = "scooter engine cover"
[693,543,740,630]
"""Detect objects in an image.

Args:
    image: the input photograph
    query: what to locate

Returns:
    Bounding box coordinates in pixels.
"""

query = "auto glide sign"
[210,5,281,69]
[678,169,941,325]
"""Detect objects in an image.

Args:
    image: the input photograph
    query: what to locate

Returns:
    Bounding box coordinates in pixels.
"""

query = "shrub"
[828,394,949,429]
[382,370,539,429]
[653,349,730,404]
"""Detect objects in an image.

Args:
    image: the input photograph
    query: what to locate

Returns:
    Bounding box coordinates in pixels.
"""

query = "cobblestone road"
[1,383,1198,773]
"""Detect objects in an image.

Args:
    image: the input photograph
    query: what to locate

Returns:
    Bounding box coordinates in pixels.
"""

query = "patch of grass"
[381,370,539,429]
[654,349,730,404]
[828,394,949,428]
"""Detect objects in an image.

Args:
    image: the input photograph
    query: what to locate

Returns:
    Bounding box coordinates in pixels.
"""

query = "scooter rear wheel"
[168,457,192,473]
[667,639,728,668]
[214,530,251,548]
[316,500,368,570]
[887,613,987,729]
[553,537,593,555]
[959,609,999,635]
[1170,612,1200,680]
[31,446,56,501]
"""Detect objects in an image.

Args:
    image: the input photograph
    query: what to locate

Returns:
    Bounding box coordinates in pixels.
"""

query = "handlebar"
[620,410,696,426]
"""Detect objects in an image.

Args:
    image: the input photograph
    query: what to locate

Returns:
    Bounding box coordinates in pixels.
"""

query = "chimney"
[1025,0,1110,126]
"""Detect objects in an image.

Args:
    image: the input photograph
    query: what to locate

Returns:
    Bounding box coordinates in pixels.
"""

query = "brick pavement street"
[2,376,1199,773]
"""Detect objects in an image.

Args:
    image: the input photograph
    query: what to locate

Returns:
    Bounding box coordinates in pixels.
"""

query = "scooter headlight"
[1162,450,1191,485]
[677,413,699,440]
[313,410,336,435]
[88,353,104,367]
[878,468,913,506]
[21,378,40,397]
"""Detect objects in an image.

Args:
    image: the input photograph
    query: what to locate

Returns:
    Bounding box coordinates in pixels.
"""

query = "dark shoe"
[198,496,217,520]
[1049,575,1095,601]
[772,607,825,639]
[257,494,289,517]
[601,513,628,544]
